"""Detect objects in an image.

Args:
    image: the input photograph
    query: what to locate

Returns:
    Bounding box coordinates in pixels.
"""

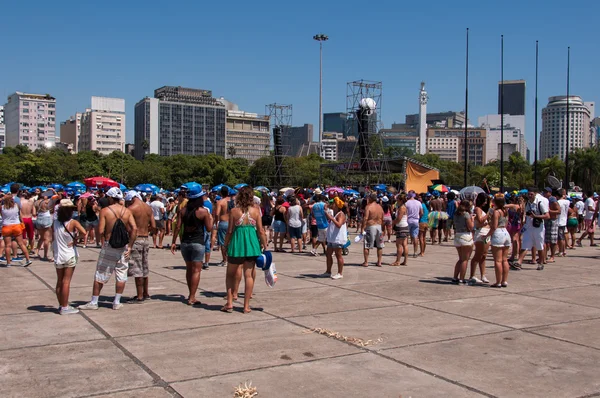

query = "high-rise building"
[286,124,314,157]
[59,113,82,153]
[540,96,592,160]
[478,114,527,162]
[498,80,526,116]
[134,86,226,160]
[321,132,343,161]
[0,105,5,151]
[379,124,419,155]
[426,127,486,166]
[225,109,270,163]
[405,111,465,129]
[4,92,56,150]
[323,113,347,137]
[79,97,125,154]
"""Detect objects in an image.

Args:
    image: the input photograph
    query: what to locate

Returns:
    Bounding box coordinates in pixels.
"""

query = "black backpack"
[107,207,129,249]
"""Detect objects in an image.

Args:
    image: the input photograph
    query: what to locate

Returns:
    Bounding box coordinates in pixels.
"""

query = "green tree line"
[1,145,599,191]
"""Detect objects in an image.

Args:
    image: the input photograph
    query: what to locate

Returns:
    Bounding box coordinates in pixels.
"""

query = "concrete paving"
[1,236,600,397]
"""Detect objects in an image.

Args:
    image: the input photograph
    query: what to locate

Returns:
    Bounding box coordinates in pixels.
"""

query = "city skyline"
[1,1,598,156]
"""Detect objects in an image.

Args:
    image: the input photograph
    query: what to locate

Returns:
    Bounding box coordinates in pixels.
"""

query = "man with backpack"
[79,188,138,311]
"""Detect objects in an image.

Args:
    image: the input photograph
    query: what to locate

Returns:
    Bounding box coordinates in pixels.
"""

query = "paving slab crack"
[25,267,183,398]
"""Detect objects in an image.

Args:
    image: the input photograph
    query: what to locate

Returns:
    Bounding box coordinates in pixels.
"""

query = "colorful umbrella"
[326,187,344,194]
[84,177,119,189]
[430,184,450,193]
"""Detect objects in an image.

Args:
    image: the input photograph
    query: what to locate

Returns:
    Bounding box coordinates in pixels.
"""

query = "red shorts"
[585,219,595,234]
[22,218,34,240]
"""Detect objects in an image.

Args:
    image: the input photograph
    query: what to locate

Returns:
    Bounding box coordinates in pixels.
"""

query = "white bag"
[264,263,277,288]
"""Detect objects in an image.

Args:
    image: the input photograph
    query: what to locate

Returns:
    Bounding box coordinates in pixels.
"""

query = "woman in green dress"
[223,186,267,313]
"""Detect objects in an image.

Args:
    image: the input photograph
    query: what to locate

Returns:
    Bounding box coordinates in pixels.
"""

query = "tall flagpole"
[534,41,539,186]
[564,47,571,189]
[464,28,469,187]
[500,35,505,193]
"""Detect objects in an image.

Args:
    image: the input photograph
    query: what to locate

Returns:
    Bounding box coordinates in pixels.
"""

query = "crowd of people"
[1,182,598,316]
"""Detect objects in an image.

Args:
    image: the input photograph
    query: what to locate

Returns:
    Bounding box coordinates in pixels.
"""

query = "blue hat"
[256,251,273,271]
[182,182,205,199]
[432,191,440,197]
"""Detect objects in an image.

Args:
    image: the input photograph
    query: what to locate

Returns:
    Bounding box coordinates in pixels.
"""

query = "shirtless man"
[79,188,137,311]
[20,192,36,252]
[124,191,155,303]
[429,193,443,244]
[360,192,384,267]
[213,186,233,266]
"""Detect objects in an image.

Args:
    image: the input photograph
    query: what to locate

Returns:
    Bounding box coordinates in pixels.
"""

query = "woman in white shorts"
[486,193,519,288]
[469,193,490,284]
[452,199,474,284]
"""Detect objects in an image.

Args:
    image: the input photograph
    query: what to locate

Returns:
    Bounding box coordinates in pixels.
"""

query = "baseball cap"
[105,187,123,200]
[59,199,76,207]
[124,190,142,202]
[544,187,553,193]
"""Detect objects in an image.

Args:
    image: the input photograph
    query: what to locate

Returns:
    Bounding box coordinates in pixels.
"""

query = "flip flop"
[220,306,233,313]
[361,263,369,267]
[390,262,401,267]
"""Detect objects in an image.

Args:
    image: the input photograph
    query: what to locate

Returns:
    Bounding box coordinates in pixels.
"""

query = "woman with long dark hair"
[452,199,474,283]
[469,192,491,284]
[271,196,287,252]
[82,197,100,248]
[53,200,86,314]
[2,193,32,267]
[170,184,213,306]
[223,186,267,313]
[391,193,409,266]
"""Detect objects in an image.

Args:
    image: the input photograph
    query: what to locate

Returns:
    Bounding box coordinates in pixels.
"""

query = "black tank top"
[274,207,285,222]
[86,204,98,221]
[181,207,204,244]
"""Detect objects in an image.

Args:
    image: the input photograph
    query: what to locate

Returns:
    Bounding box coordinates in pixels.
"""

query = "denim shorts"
[180,242,205,263]
[289,226,302,239]
[273,220,287,234]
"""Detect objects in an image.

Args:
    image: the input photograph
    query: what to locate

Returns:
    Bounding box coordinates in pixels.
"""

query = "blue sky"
[2,0,598,156]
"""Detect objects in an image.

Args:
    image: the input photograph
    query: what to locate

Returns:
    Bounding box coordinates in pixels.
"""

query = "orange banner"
[405,161,439,193]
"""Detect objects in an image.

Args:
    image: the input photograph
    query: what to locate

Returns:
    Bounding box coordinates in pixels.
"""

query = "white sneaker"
[79,302,98,310]
[469,277,482,285]
[331,273,343,280]
[481,276,490,284]
[60,306,80,315]
[112,303,123,310]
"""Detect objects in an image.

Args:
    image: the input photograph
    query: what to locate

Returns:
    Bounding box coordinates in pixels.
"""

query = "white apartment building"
[478,114,527,162]
[79,97,125,154]
[322,132,343,161]
[540,96,592,160]
[4,92,57,150]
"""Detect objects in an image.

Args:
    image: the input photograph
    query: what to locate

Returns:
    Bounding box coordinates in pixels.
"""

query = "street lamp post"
[313,33,328,157]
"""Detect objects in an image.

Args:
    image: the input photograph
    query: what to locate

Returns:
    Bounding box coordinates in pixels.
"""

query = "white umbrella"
[459,186,485,200]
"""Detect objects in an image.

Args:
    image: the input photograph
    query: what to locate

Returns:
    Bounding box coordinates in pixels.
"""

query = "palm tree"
[538,156,565,187]
[571,148,600,192]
